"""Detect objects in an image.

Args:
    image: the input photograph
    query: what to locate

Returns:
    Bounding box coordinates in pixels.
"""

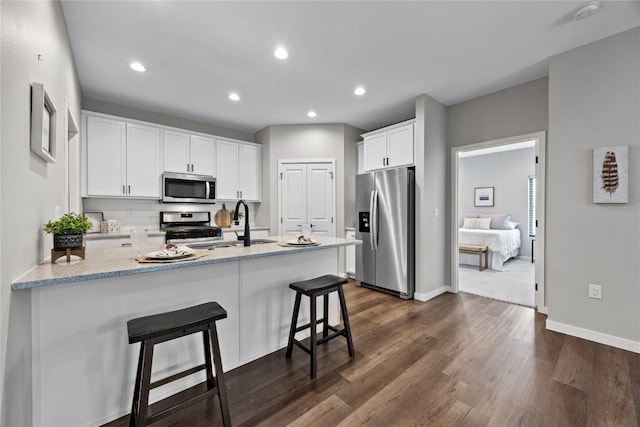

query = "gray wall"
[254,124,362,237]
[448,77,549,148]
[0,1,83,424]
[415,94,448,297]
[343,125,362,228]
[547,28,639,342]
[459,147,536,256]
[83,97,254,142]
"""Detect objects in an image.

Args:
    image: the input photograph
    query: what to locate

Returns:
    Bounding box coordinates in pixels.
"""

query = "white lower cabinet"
[345,229,356,277]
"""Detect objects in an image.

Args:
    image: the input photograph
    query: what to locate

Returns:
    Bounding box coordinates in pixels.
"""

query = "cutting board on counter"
[214,204,232,227]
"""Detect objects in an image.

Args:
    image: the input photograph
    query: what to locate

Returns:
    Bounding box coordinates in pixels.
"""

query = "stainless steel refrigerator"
[355,167,415,299]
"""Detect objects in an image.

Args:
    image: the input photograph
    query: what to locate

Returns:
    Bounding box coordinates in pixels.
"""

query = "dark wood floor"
[107,281,640,426]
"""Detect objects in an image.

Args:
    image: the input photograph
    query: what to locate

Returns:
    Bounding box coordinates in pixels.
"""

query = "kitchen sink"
[249,239,277,245]
[186,239,276,250]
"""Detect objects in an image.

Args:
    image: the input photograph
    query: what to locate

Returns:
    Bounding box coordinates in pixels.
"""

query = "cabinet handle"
[386,157,389,166]
[240,191,243,198]
[122,185,125,194]
[128,185,131,194]
[191,164,194,172]
[187,164,190,172]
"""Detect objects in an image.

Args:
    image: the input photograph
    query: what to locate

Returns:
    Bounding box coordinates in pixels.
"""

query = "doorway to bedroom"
[451,132,546,312]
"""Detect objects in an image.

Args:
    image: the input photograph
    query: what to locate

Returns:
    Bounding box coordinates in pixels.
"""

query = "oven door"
[163,172,216,203]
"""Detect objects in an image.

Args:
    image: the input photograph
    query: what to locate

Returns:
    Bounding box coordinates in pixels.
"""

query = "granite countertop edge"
[12,238,361,291]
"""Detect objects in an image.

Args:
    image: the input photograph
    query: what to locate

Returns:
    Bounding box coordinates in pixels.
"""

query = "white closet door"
[306,163,334,236]
[280,163,307,236]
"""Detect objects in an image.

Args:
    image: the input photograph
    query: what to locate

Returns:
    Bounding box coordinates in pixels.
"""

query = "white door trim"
[450,131,547,313]
[277,159,337,237]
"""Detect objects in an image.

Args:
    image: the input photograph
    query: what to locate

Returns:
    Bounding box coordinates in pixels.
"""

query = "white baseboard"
[414,286,450,302]
[546,319,640,353]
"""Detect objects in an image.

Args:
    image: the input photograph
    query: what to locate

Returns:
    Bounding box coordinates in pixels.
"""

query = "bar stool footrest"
[150,364,206,390]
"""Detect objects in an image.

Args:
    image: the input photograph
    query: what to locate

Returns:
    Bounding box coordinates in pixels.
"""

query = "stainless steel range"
[160,211,222,248]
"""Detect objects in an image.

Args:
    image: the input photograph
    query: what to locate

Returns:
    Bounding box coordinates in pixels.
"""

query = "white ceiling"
[60,1,640,134]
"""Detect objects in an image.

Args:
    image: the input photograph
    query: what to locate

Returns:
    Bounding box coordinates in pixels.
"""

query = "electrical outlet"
[588,284,602,299]
[434,208,439,218]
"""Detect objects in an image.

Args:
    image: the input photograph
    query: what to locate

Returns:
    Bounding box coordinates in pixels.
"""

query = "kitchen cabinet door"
[239,143,260,201]
[216,139,240,200]
[357,142,364,174]
[86,116,126,197]
[126,123,161,198]
[387,123,414,168]
[163,130,190,173]
[363,132,387,171]
[345,229,356,277]
[189,135,215,176]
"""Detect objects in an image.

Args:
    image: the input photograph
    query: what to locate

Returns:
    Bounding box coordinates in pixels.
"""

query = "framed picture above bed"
[474,187,494,207]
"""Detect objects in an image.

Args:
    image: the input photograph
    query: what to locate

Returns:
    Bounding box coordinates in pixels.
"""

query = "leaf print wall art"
[593,146,628,203]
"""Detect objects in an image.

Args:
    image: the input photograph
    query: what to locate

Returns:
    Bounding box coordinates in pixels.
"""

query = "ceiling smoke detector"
[574,1,600,20]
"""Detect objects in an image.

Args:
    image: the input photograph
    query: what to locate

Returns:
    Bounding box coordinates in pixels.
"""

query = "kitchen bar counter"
[23,236,360,427]
[12,236,356,290]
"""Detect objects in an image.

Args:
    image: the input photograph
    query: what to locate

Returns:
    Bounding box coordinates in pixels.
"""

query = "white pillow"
[462,217,479,229]
[505,221,519,229]
[479,213,511,230]
[458,213,478,228]
[478,218,492,229]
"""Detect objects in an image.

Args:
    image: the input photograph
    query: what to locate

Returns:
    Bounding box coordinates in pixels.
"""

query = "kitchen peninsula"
[13,237,360,427]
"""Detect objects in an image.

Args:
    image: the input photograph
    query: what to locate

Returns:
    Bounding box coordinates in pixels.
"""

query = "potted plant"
[43,213,92,250]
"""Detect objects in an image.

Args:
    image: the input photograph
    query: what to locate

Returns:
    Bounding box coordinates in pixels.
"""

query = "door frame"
[450,131,547,313]
[277,159,337,237]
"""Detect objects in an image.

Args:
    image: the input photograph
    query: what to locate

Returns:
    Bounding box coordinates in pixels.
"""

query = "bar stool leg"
[202,329,215,390]
[208,322,231,427]
[286,292,302,358]
[310,294,317,379]
[129,341,146,427]
[322,294,329,338]
[133,341,154,427]
[337,286,355,357]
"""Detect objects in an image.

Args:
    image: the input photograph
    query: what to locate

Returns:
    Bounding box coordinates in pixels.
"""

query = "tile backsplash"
[82,198,256,231]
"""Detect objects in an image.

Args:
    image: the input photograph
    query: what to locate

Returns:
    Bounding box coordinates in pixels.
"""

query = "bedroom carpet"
[459,258,535,307]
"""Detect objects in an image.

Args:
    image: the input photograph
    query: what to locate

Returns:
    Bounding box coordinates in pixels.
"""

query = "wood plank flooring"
[105,281,640,426]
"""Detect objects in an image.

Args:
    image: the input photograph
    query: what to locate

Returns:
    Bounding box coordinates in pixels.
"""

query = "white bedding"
[458,228,521,271]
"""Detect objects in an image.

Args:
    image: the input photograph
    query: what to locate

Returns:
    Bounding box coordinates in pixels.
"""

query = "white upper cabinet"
[85,114,162,198]
[86,115,126,197]
[126,124,161,198]
[216,139,261,202]
[189,135,215,176]
[357,141,364,174]
[163,130,215,176]
[362,120,415,171]
[83,111,260,202]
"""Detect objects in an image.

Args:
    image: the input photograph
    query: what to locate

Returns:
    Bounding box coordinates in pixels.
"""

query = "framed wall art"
[30,82,57,163]
[474,187,494,207]
[593,145,628,204]
[83,212,104,234]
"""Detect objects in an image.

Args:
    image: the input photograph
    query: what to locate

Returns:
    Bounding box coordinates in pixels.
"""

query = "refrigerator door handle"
[371,189,379,251]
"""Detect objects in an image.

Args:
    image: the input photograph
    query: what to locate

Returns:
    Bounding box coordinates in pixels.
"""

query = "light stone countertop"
[12,236,361,291]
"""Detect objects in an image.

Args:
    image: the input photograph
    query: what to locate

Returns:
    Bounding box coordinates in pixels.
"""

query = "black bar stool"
[285,274,355,379]
[127,302,231,427]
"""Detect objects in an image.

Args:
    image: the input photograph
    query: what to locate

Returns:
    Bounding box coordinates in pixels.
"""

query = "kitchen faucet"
[233,199,251,247]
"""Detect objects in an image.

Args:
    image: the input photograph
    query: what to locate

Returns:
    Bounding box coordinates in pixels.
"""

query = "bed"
[458,228,521,271]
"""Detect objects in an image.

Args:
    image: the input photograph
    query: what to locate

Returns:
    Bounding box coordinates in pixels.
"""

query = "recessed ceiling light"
[307,111,317,118]
[354,86,366,96]
[130,62,146,72]
[229,93,240,101]
[274,47,288,59]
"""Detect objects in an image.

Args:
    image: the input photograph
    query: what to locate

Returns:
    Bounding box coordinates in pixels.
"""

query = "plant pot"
[53,234,83,250]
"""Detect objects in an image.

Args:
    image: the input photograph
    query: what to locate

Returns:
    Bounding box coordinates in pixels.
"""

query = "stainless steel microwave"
[162,172,216,204]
